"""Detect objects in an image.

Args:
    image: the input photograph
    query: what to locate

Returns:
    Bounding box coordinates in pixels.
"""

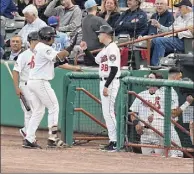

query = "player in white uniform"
[13,31,39,141]
[23,26,81,148]
[130,73,165,156]
[80,25,120,152]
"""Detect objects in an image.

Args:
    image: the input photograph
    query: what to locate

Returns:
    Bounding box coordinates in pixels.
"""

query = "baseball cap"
[84,0,97,9]
[174,0,192,7]
[96,25,114,35]
[47,16,59,27]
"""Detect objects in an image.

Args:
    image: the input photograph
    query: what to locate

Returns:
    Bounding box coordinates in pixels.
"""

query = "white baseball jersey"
[130,90,161,126]
[95,42,121,78]
[13,49,34,82]
[154,87,179,120]
[29,42,58,80]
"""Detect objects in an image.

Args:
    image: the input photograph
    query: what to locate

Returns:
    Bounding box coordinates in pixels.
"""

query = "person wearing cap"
[80,25,121,152]
[44,0,82,34]
[18,4,47,47]
[150,0,193,66]
[47,16,70,51]
[113,0,148,38]
[82,0,109,66]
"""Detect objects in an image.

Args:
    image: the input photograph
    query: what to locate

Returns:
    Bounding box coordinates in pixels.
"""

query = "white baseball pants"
[141,119,183,157]
[100,78,120,142]
[26,80,59,143]
[19,82,33,134]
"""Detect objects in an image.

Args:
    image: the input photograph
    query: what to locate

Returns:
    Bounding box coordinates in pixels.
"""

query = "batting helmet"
[38,26,57,41]
[96,25,114,35]
[27,31,39,42]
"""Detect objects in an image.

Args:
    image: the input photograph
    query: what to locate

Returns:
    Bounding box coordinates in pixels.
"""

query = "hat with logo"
[174,0,192,7]
[84,0,97,9]
[47,16,59,27]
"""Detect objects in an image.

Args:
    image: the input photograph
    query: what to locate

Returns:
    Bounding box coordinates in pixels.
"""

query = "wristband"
[133,119,139,126]
[180,101,190,111]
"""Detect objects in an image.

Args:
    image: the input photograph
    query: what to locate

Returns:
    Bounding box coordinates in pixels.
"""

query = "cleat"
[100,141,117,152]
[47,138,68,148]
[22,139,42,149]
[19,129,26,139]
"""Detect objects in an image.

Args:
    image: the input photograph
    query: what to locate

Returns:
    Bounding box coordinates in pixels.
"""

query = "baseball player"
[12,31,39,141]
[23,26,81,149]
[130,72,165,156]
[80,25,121,152]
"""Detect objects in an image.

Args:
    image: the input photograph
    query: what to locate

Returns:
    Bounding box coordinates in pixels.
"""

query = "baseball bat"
[4,61,31,111]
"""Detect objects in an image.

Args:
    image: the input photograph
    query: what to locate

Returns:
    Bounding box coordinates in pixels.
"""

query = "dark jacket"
[2,49,23,61]
[37,4,49,24]
[0,0,18,19]
[17,0,33,17]
[147,10,174,35]
[98,12,120,28]
[114,8,148,38]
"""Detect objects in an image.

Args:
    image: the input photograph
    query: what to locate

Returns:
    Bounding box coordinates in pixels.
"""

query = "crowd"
[0,0,193,66]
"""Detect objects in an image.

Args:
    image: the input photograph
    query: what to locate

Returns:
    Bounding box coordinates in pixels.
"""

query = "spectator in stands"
[150,0,193,66]
[47,16,70,51]
[2,35,23,61]
[82,0,109,66]
[18,4,47,46]
[44,0,82,34]
[98,0,120,28]
[17,0,33,17]
[33,0,49,23]
[73,0,87,9]
[114,0,148,38]
[0,16,6,48]
[0,47,5,59]
[0,0,18,19]
[146,0,174,35]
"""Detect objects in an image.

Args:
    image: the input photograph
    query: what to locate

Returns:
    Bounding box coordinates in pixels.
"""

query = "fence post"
[116,81,127,150]
[65,84,76,146]
[61,75,71,142]
[164,86,172,157]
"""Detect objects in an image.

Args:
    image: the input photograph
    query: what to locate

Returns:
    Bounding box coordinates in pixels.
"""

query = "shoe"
[22,139,42,149]
[100,141,117,152]
[47,138,68,148]
[19,128,26,139]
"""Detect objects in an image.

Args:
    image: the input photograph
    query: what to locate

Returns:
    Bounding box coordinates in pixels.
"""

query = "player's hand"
[148,114,154,123]
[186,95,194,104]
[80,41,87,51]
[135,124,144,135]
[15,87,22,97]
[103,87,108,97]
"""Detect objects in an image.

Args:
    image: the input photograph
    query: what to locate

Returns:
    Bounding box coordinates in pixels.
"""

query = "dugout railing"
[61,71,130,147]
[62,72,194,157]
[74,27,190,66]
[123,76,194,158]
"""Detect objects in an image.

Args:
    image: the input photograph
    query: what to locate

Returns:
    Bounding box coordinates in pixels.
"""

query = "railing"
[74,27,190,66]
[121,76,194,158]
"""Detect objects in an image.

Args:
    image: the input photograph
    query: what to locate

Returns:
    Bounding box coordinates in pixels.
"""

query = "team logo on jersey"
[101,55,108,63]
[109,54,116,62]
[46,50,52,55]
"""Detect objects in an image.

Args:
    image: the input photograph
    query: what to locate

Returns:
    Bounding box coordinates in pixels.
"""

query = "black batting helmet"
[96,25,114,36]
[27,31,39,42]
[38,26,57,41]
